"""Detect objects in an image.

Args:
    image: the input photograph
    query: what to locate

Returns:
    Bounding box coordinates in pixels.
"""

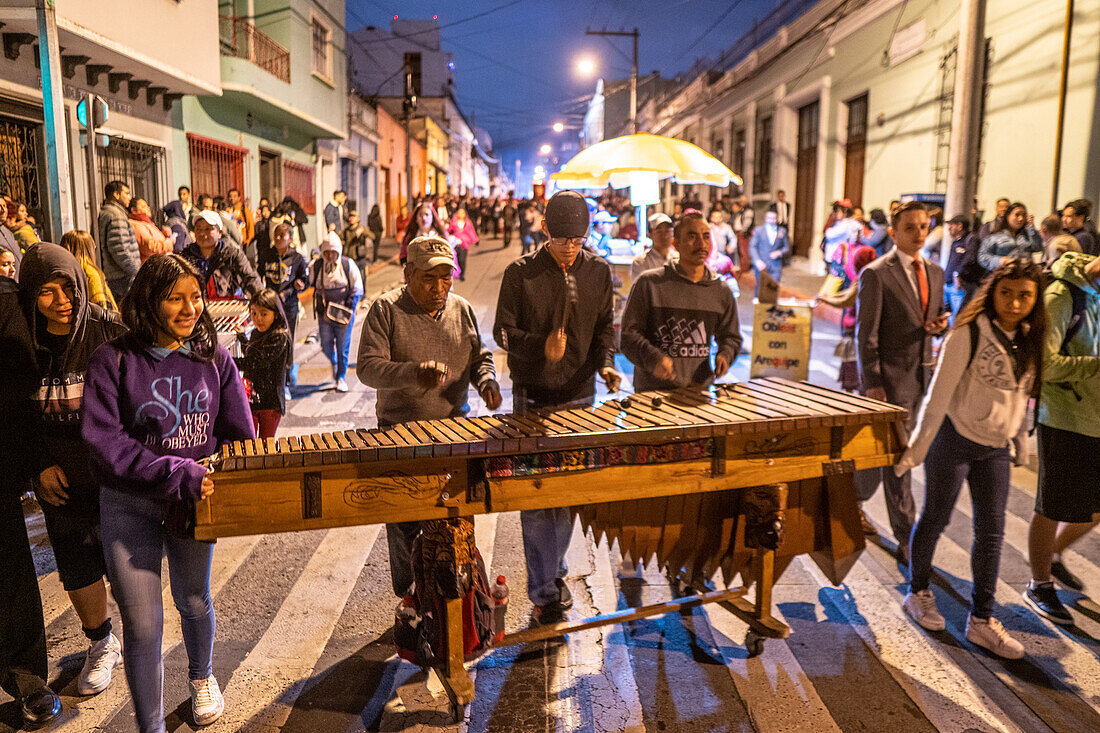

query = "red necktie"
[913,259,929,315]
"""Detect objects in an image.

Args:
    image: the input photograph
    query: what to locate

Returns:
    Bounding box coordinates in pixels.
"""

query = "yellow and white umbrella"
[550,132,742,240]
[550,132,742,189]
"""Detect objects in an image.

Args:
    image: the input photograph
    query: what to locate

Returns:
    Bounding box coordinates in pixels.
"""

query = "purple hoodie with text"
[82,342,254,502]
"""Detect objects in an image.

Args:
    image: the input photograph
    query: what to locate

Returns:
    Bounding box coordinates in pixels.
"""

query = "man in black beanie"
[493,190,620,624]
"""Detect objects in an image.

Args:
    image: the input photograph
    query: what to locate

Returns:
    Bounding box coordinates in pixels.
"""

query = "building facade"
[175,0,347,246]
[0,0,222,238]
[637,0,1099,264]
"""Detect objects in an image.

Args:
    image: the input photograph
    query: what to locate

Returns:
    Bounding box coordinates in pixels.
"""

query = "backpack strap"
[1061,281,1087,354]
[967,319,980,369]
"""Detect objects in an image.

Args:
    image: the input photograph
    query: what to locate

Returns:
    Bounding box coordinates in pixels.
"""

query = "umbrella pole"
[638,203,647,245]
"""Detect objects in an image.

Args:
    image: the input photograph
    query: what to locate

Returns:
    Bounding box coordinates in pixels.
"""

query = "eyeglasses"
[550,237,586,247]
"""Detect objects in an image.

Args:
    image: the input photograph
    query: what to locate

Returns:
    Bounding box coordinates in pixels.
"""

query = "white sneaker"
[335,377,349,392]
[966,615,1025,659]
[903,589,946,631]
[76,632,122,695]
[189,675,225,726]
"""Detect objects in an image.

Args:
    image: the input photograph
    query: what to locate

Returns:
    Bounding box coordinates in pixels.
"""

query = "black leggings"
[456,246,469,279]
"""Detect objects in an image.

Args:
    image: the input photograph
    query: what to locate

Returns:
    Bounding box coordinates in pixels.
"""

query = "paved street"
[9,235,1100,733]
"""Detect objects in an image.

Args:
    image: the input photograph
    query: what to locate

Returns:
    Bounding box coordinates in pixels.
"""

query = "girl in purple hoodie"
[82,253,253,733]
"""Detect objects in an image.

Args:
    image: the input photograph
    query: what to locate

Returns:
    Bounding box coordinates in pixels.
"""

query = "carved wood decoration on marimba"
[196,378,905,717]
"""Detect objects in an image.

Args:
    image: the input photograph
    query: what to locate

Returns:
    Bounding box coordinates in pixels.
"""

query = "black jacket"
[494,246,615,405]
[944,233,984,286]
[19,244,127,515]
[236,329,291,413]
[182,240,262,298]
[0,276,36,497]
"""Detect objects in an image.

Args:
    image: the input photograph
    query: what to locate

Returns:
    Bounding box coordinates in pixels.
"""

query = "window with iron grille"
[754,114,773,195]
[312,17,331,80]
[284,160,315,214]
[0,114,45,221]
[98,137,167,215]
[187,133,247,201]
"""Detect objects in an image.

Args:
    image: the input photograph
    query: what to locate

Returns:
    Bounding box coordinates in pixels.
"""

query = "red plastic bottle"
[490,575,508,642]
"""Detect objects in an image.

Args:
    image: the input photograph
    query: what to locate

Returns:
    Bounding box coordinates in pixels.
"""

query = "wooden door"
[844,94,868,208]
[793,101,819,257]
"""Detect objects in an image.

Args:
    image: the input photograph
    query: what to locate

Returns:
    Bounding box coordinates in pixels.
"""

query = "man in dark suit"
[856,201,949,560]
[749,210,791,294]
[767,190,791,230]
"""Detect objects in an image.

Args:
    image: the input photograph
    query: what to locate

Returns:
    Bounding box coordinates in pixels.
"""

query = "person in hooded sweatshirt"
[1,266,62,728]
[82,253,254,733]
[621,210,742,391]
[19,243,128,696]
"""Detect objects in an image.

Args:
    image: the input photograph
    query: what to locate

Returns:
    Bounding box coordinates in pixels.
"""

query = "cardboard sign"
[750,301,813,381]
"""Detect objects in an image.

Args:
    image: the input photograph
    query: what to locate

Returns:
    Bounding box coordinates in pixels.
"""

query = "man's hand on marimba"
[416,361,448,390]
[654,356,676,382]
[715,354,731,378]
[599,367,622,393]
[480,379,503,410]
[545,329,567,363]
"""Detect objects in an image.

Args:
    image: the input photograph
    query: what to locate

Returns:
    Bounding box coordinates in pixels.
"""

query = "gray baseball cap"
[407,235,455,271]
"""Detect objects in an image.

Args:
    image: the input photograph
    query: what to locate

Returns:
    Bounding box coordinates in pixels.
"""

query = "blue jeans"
[944,282,967,324]
[319,316,354,380]
[100,487,215,733]
[520,507,574,605]
[908,418,1010,619]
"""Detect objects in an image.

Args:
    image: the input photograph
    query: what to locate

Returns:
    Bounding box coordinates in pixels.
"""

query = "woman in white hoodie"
[896,258,1046,659]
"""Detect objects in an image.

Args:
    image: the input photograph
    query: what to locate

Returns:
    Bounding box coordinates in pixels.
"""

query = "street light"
[576,58,595,75]
[552,121,565,133]
[539,143,552,155]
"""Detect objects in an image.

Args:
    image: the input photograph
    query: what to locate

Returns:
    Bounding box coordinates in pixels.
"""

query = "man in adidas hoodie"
[622,211,742,390]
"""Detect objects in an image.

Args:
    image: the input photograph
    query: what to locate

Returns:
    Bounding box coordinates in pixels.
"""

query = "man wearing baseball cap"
[586,209,618,257]
[630,212,678,281]
[358,234,500,597]
[494,189,620,624]
[181,209,262,299]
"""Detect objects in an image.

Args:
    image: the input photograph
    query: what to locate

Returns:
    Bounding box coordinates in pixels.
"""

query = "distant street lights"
[539,143,552,155]
[552,121,565,133]
[576,58,595,75]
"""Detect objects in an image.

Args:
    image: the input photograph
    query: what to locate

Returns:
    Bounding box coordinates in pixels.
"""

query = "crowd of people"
[2,171,1099,732]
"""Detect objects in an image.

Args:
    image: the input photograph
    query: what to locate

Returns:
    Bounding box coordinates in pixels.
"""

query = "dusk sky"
[345,0,778,180]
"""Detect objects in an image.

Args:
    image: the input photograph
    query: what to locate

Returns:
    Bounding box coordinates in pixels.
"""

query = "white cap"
[648,212,672,228]
[195,210,222,229]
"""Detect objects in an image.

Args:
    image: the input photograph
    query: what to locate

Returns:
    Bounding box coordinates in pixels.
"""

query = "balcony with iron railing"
[218,16,290,83]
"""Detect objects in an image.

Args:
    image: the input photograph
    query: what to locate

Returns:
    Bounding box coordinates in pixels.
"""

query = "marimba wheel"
[745,629,765,657]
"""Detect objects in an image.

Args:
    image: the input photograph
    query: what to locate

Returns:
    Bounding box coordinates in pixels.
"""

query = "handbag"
[325,301,353,326]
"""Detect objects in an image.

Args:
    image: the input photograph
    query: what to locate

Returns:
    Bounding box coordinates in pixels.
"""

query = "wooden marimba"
[196,378,905,718]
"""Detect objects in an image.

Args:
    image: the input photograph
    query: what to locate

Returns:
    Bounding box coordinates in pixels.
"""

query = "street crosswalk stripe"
[54,534,262,732]
[700,592,843,732]
[209,525,380,731]
[798,551,1023,732]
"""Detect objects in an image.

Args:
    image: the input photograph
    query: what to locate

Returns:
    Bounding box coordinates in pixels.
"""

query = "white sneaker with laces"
[189,675,225,726]
[966,615,1025,659]
[903,589,946,631]
[335,377,349,392]
[76,632,122,695]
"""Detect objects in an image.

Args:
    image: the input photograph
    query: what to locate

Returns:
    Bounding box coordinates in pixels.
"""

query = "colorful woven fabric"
[483,439,713,478]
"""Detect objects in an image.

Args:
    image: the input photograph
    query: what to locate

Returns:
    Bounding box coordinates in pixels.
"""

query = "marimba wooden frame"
[196,380,905,719]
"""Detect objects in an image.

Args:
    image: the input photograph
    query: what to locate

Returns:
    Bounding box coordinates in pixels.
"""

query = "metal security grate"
[188,133,247,200]
[283,160,315,214]
[98,137,167,214]
[0,115,44,215]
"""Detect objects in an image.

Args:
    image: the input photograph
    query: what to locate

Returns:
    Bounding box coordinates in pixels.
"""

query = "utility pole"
[402,59,417,211]
[585,27,639,134]
[36,0,75,239]
[1051,0,1075,212]
[942,0,986,269]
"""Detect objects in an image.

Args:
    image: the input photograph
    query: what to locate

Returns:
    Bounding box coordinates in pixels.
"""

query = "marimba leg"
[439,595,475,722]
